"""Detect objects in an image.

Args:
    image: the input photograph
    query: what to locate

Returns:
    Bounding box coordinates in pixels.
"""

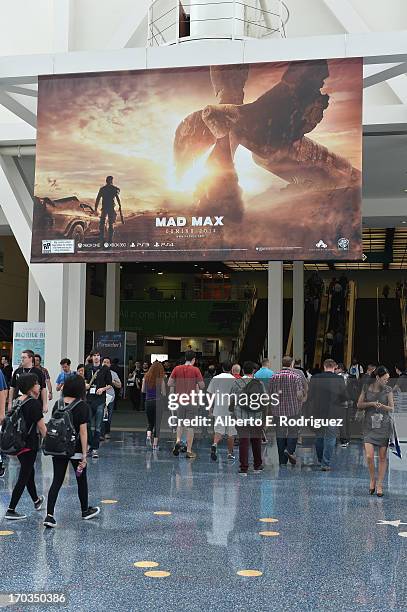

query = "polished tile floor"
[1,435,407,611]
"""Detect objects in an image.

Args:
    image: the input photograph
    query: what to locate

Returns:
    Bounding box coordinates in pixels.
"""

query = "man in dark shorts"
[95,176,121,244]
[168,350,204,459]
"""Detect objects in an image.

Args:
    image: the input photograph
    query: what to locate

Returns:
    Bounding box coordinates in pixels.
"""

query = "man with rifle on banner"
[95,175,124,245]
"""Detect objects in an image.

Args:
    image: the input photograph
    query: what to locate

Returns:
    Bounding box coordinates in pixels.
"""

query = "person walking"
[349,358,364,379]
[127,361,142,411]
[231,364,242,378]
[208,361,237,462]
[308,359,348,471]
[395,363,407,392]
[8,350,48,413]
[44,374,100,527]
[168,350,205,459]
[269,356,308,466]
[229,361,266,475]
[325,330,334,356]
[84,351,112,459]
[34,354,53,403]
[335,363,351,446]
[254,358,274,381]
[357,366,394,497]
[101,357,122,440]
[4,374,47,520]
[1,356,12,388]
[142,361,166,450]
[55,358,73,394]
[139,362,150,412]
[0,368,7,477]
[254,359,274,444]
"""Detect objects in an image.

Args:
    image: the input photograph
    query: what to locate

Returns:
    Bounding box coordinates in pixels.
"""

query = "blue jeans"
[276,424,297,465]
[315,426,338,467]
[89,401,105,450]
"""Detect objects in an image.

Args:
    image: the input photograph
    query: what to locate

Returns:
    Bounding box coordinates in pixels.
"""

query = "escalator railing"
[313,287,331,368]
[344,280,357,367]
[285,318,293,356]
[230,288,257,363]
[401,296,407,364]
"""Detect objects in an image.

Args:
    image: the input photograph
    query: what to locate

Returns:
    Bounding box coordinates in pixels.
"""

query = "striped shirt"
[269,368,307,417]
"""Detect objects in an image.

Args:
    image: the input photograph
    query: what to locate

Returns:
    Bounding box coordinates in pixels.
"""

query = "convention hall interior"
[0,1,407,611]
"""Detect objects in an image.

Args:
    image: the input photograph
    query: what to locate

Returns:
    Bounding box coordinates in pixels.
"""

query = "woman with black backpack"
[43,374,100,528]
[4,373,47,520]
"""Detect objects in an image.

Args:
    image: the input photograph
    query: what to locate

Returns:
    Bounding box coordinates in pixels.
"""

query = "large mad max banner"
[31,58,362,263]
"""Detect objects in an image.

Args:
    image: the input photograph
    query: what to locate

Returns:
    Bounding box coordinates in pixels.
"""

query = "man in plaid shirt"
[269,356,308,465]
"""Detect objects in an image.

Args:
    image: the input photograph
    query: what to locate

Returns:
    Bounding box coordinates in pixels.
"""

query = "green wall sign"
[120,300,245,336]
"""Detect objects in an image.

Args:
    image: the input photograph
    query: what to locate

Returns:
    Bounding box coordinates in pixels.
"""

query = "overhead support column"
[293,261,304,365]
[0,156,86,386]
[268,261,283,372]
[26,262,86,385]
[106,263,121,331]
[27,272,41,322]
[66,263,86,364]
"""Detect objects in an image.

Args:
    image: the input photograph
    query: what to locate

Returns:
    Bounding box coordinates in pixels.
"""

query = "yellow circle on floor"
[259,531,280,537]
[398,532,407,538]
[259,518,278,523]
[134,561,159,568]
[144,570,171,578]
[0,530,14,536]
[237,570,263,577]
[153,511,172,516]
[101,499,118,504]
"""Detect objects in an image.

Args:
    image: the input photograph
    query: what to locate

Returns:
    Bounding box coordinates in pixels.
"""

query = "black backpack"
[0,397,33,455]
[43,399,81,458]
[237,378,265,413]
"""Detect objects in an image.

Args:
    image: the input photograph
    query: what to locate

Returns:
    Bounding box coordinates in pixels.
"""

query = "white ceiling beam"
[0,122,36,145]
[53,0,73,53]
[0,32,405,82]
[0,155,33,244]
[322,0,369,33]
[385,75,407,105]
[0,85,37,97]
[0,92,37,128]
[363,104,407,127]
[107,0,150,49]
[322,0,407,104]
[363,63,400,78]
[364,62,407,89]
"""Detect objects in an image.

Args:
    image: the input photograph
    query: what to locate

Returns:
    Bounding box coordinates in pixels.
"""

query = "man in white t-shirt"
[207,361,237,462]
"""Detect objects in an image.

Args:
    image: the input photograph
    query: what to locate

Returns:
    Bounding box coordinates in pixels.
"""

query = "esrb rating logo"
[42,239,75,254]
